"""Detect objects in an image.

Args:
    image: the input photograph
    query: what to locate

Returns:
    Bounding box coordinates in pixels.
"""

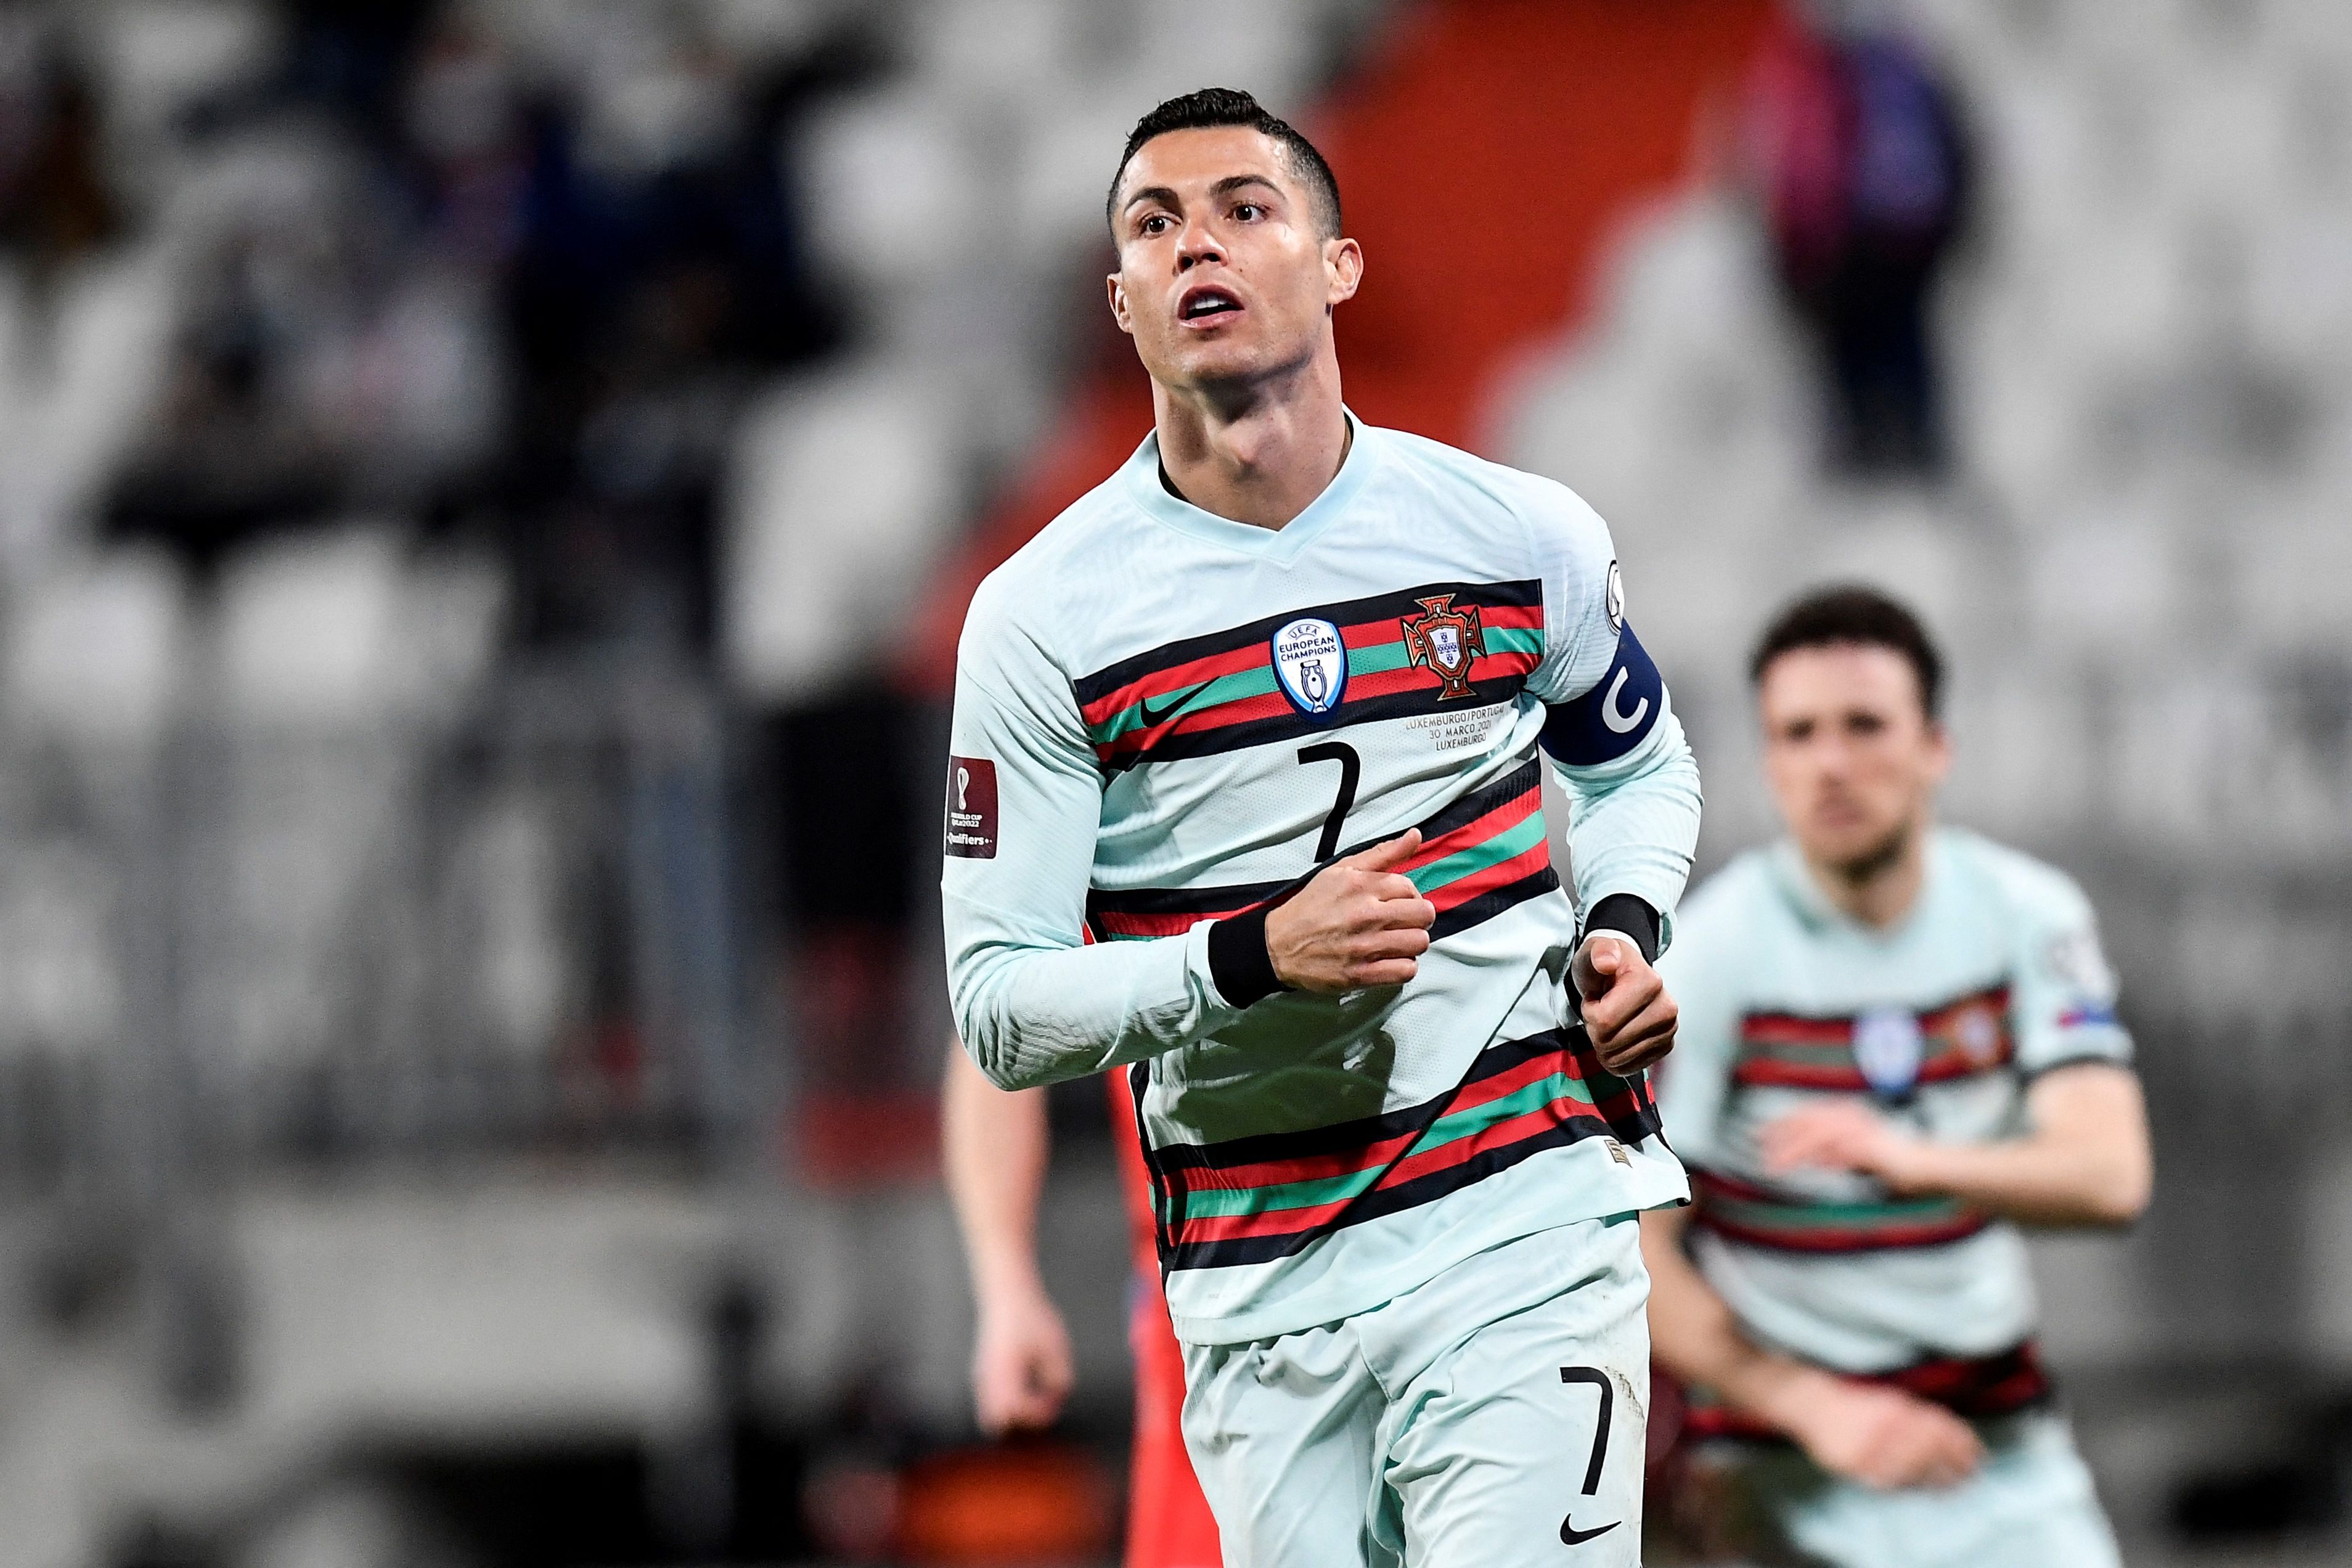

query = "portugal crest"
[1400,594,1487,701]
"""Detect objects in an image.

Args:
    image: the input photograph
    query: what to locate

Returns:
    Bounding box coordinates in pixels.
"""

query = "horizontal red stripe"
[1091,905,1256,939]
[1742,1016,1852,1047]
[1183,1127,1422,1198]
[1082,642,1269,724]
[1186,1050,1569,1193]
[1083,611,1416,725]
[1733,1041,2011,1090]
[1081,600,1548,724]
[1427,839,1551,911]
[1400,786,1539,872]
[1178,1189,1359,1244]
[1732,1060,1869,1090]
[1471,603,1545,632]
[1091,647,1543,753]
[1177,1099,1614,1246]
[1696,1211,1988,1252]
[1374,1098,1608,1191]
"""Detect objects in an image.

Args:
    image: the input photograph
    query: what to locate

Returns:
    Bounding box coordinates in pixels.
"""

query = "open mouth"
[1178,285,1243,324]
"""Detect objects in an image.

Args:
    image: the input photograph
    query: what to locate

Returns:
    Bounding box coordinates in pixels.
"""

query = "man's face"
[1757,643,1949,877]
[1106,126,1360,394]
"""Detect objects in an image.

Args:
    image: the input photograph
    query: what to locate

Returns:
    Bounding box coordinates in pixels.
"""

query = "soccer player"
[1643,587,2152,1567]
[942,1050,1222,1568]
[942,88,1704,1565]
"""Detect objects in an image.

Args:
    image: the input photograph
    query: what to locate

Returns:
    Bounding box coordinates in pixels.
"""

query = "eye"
[1138,213,1172,237]
[1234,202,1264,221]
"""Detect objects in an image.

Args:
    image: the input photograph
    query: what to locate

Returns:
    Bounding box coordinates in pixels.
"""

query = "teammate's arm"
[1757,1063,2152,1227]
[942,1044,1075,1433]
[1641,1206,1985,1489]
[1760,887,2151,1227]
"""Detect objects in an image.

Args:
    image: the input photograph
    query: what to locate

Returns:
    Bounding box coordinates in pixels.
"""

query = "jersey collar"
[1121,407,1379,562]
[1767,831,1950,942]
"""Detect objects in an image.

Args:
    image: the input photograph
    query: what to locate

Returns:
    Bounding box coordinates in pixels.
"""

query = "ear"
[1323,237,1363,311]
[1921,717,1954,786]
[1106,269,1135,336]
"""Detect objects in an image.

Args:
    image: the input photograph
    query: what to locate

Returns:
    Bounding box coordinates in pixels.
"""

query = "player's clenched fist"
[1265,830,1438,993]
[1574,934,1677,1074]
[1785,1377,1984,1491]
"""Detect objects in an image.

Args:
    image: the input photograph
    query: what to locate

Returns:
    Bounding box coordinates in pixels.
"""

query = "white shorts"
[1709,1408,2121,1568]
[1180,1215,1651,1567]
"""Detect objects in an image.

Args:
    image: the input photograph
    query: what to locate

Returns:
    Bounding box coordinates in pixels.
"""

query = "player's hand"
[971,1280,1075,1435]
[1759,1100,1922,1190]
[1782,1374,1984,1490]
[1572,934,1676,1074]
[1265,830,1437,994]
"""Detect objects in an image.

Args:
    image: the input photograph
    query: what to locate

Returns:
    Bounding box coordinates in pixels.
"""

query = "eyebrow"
[1122,171,1284,218]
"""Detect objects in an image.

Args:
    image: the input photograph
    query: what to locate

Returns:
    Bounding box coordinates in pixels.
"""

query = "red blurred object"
[789,1090,942,1186]
[895,1441,1119,1566]
[1108,1075,1225,1568]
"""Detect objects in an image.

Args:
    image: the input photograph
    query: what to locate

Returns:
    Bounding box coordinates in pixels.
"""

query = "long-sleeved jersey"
[943,414,1702,1344]
[1654,829,2135,1374]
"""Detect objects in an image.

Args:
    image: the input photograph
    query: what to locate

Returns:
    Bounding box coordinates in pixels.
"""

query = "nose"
[1175,219,1225,272]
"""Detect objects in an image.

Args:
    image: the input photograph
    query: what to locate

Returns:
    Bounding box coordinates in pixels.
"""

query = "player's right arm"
[942,1044,1073,1434]
[1641,1208,1983,1489]
[943,582,1434,1089]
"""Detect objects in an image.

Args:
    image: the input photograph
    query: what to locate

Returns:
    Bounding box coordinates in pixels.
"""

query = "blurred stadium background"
[0,0,2343,1563]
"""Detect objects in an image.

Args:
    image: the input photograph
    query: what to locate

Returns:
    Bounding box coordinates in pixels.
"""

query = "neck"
[1803,819,1931,929]
[1151,340,1349,530]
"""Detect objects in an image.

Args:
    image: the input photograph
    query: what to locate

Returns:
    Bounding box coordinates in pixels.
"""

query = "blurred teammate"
[943,1051,1220,1568]
[943,88,1703,1564]
[1644,587,2151,1567]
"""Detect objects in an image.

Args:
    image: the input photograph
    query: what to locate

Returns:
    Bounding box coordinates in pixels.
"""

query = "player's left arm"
[1519,482,1703,1074]
[1762,878,2153,1227]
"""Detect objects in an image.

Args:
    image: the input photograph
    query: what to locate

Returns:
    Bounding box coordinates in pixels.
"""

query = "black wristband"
[1208,907,1289,1008]
[1582,893,1660,965]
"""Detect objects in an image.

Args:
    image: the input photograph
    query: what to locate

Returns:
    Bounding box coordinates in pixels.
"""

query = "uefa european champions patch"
[1270,616,1348,716]
[1853,1007,1925,1098]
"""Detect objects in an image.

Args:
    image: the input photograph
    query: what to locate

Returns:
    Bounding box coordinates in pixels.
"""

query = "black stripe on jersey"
[1429,866,1559,940]
[1156,1031,1556,1174]
[1151,1027,1664,1272]
[1084,750,1553,936]
[1151,1028,1657,1175]
[1070,578,1544,706]
[1167,1116,1622,1271]
[1332,753,1541,859]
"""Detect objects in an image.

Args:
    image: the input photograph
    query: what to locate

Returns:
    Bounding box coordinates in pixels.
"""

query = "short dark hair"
[1105,87,1342,241]
[1749,585,1945,719]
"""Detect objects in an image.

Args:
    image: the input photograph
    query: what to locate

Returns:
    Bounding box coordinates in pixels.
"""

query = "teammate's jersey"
[944,414,1702,1344]
[1654,828,2134,1373]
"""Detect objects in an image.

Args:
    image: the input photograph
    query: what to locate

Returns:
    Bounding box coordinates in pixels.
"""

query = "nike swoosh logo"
[1138,682,1211,726]
[1559,1517,1620,1547]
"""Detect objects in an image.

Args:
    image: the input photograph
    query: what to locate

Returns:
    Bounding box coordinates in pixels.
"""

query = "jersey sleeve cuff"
[1580,892,1660,965]
[1207,907,1290,1009]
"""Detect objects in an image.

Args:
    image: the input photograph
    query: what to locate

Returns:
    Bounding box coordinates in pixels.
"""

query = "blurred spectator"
[0,13,118,285]
[492,6,844,650]
[1747,9,1971,478]
[105,144,502,569]
[0,14,173,587]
